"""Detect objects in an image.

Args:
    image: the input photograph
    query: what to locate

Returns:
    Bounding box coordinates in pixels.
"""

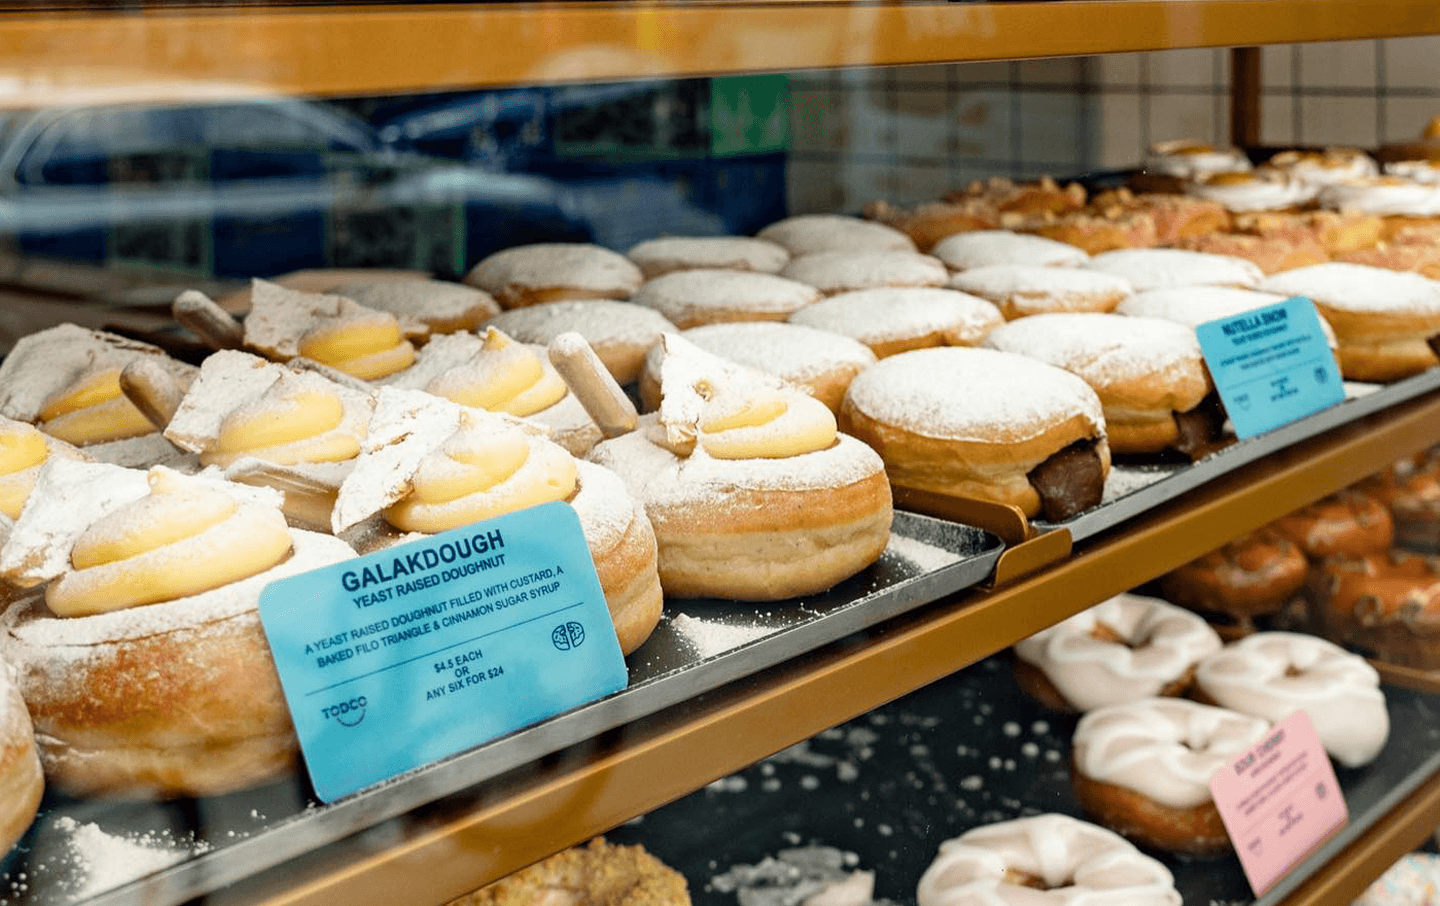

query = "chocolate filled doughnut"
[1157,528,1309,629]
[1312,551,1440,669]
[1085,248,1264,292]
[630,270,820,329]
[840,346,1109,521]
[788,287,1003,359]
[1,655,42,854]
[780,249,949,296]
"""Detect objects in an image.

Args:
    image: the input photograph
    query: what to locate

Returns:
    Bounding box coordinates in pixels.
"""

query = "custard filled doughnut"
[625,235,789,279]
[788,287,1003,359]
[463,243,643,309]
[591,335,892,601]
[1183,169,1320,213]
[331,278,501,340]
[637,322,877,414]
[757,213,916,255]
[929,229,1089,271]
[1261,262,1440,381]
[1271,489,1395,560]
[1194,632,1388,768]
[0,462,355,795]
[239,279,416,380]
[0,417,87,521]
[212,268,429,314]
[1359,450,1440,550]
[840,346,1109,521]
[1157,528,1308,628]
[0,323,196,467]
[1071,698,1269,855]
[332,390,661,654]
[916,813,1180,906]
[1,656,42,855]
[630,270,820,329]
[862,198,999,252]
[1172,231,1329,276]
[1085,248,1264,292]
[485,300,676,386]
[1271,147,1379,186]
[983,314,1216,456]
[1013,593,1222,713]
[447,837,691,906]
[779,249,949,296]
[948,264,1133,320]
[1312,552,1440,669]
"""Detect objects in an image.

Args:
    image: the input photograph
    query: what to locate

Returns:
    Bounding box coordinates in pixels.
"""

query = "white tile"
[1298,96,1378,147]
[785,160,847,214]
[1382,97,1440,144]
[1298,40,1379,89]
[1147,94,1221,149]
[1260,95,1296,146]
[1096,93,1146,169]
[1095,53,1143,87]
[953,89,1013,162]
[891,164,954,205]
[1014,91,1087,170]
[1381,36,1440,91]
[1261,45,1295,89]
[1147,48,1224,88]
[1014,57,1084,86]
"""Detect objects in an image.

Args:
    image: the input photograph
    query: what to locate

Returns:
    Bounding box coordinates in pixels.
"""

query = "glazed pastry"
[1271,490,1395,560]
[1184,169,1320,213]
[629,269,820,329]
[862,198,999,252]
[916,813,1180,906]
[1143,139,1253,180]
[590,335,893,601]
[1071,697,1269,855]
[1085,248,1264,292]
[1193,632,1388,768]
[485,300,677,385]
[1271,147,1379,186]
[625,235,789,278]
[331,278,501,340]
[447,837,690,906]
[1312,551,1440,669]
[929,229,1089,271]
[0,655,42,855]
[637,322,877,414]
[948,175,1088,217]
[948,264,1133,320]
[757,213,917,255]
[1021,209,1160,255]
[331,389,662,655]
[463,243,643,309]
[840,346,1110,521]
[788,287,1003,358]
[1359,450,1440,550]
[1338,240,1440,280]
[236,279,416,380]
[1086,190,1231,244]
[1157,528,1309,629]
[1172,232,1329,275]
[1012,593,1222,712]
[1232,209,1385,255]
[0,462,355,795]
[779,249,949,296]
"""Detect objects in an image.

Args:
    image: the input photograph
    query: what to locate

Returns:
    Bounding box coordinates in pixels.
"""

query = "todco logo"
[321,696,368,728]
[551,621,586,651]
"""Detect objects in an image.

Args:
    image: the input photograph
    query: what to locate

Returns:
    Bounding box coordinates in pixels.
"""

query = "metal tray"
[0,513,1001,906]
[1036,370,1440,544]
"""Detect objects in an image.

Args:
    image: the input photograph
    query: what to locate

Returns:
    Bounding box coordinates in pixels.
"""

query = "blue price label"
[257,501,626,802]
[1195,296,1345,440]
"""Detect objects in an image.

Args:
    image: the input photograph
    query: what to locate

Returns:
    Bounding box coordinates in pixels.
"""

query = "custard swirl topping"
[297,310,416,380]
[207,375,366,467]
[0,420,51,519]
[36,366,156,446]
[424,328,568,417]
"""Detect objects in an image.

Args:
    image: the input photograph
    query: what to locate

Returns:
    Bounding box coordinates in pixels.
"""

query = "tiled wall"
[787,38,1440,215]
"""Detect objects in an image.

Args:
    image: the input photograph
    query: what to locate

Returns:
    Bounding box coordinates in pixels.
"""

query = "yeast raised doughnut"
[0,462,356,796]
[1271,489,1395,560]
[1086,190,1231,244]
[779,249,949,296]
[625,235,790,279]
[1359,450,1440,550]
[1012,593,1222,713]
[1143,139,1253,180]
[1173,231,1329,276]
[948,175,1088,217]
[1194,631,1389,768]
[1085,248,1264,292]
[463,243,643,309]
[948,264,1133,320]
[1021,209,1160,255]
[485,301,676,386]
[916,813,1180,906]
[1233,209,1385,255]
[787,287,1003,359]
[0,655,42,855]
[1312,551,1440,669]
[447,837,690,906]
[862,198,999,252]
[757,213,917,255]
[1338,241,1440,281]
[1157,528,1308,628]
[1116,286,1340,350]
[332,278,501,340]
[1071,698,1269,855]
[629,270,820,329]
[839,346,1109,521]
[241,279,416,380]
[928,229,1089,271]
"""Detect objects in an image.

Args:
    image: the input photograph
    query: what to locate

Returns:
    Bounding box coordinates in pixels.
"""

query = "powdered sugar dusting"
[757,214,916,255]
[571,460,638,552]
[670,612,772,659]
[627,236,791,274]
[1086,249,1264,291]
[51,816,206,899]
[791,287,1002,347]
[244,279,398,360]
[1117,287,1290,328]
[884,534,961,572]
[675,322,877,385]
[465,243,642,295]
[631,270,820,324]
[1261,262,1440,314]
[484,300,676,350]
[984,313,1203,385]
[949,264,1132,306]
[781,250,948,294]
[930,230,1089,269]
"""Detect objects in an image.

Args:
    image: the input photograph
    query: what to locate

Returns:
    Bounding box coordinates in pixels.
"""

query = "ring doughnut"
[446,837,690,906]
[1156,528,1309,628]
[1359,450,1440,551]
[1271,490,1395,560]
[0,655,42,855]
[1311,551,1440,670]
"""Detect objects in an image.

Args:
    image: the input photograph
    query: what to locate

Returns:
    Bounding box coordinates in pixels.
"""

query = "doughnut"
[756,213,916,255]
[239,279,416,380]
[1353,854,1440,906]
[1157,528,1309,628]
[1270,147,1380,186]
[211,268,430,314]
[1271,489,1395,560]
[446,837,690,906]
[1116,285,1339,349]
[787,287,1003,359]
[1193,631,1388,768]
[463,243,644,309]
[590,336,892,601]
[1183,168,1320,213]
[779,249,949,296]
[330,278,501,339]
[1,655,42,855]
[862,198,999,252]
[1232,209,1385,255]
[1019,209,1160,255]
[839,346,1109,521]
[1311,551,1440,670]
[1321,177,1440,229]
[947,175,1088,217]
[1071,697,1269,855]
[484,300,676,386]
[0,462,356,795]
[629,270,820,329]
[1338,240,1440,280]
[1012,593,1222,712]
[636,322,877,414]
[1359,450,1440,550]
[625,235,790,278]
[387,329,600,457]
[947,264,1132,321]
[331,389,661,654]
[1172,232,1329,275]
[1085,248,1265,292]
[1086,190,1231,244]
[929,229,1089,271]
[1142,139,1253,181]
[0,417,87,521]
[1386,159,1440,185]
[916,813,1180,906]
[982,313,1215,456]
[1260,262,1440,382]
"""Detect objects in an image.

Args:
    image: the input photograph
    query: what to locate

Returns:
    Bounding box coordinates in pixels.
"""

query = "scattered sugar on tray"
[663,612,775,660]
[709,845,894,906]
[1021,742,1040,758]
[1103,465,1174,503]
[882,535,961,573]
[1001,721,1021,737]
[707,776,749,794]
[960,776,984,791]
[52,816,206,899]
[1032,720,1050,735]
[1044,750,1062,762]
[800,776,820,791]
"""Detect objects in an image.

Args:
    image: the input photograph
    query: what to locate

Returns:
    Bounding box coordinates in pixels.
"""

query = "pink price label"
[1209,710,1349,896]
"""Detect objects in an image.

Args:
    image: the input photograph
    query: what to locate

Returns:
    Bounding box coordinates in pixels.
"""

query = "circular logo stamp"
[552,621,586,651]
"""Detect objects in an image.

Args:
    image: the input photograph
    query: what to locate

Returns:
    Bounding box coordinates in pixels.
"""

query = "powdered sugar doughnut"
[0,655,41,854]
[625,235,790,278]
[757,214,916,255]
[840,347,1109,521]
[1086,248,1264,291]
[1072,698,1269,854]
[332,278,500,339]
[1013,593,1222,712]
[916,813,1180,906]
[637,322,877,413]
[1117,286,1340,350]
[789,287,1003,358]
[484,300,676,385]
[1261,262,1440,381]
[629,269,820,330]
[780,249,949,296]
[464,243,644,309]
[948,264,1133,320]
[983,314,1214,455]
[1194,631,1388,768]
[930,230,1089,270]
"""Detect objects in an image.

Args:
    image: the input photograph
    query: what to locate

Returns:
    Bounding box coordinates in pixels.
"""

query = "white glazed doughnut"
[1270,148,1379,187]
[1184,169,1320,212]
[916,813,1180,906]
[1143,140,1252,180]
[1320,177,1440,217]
[1194,631,1389,768]
[1013,593,1222,712]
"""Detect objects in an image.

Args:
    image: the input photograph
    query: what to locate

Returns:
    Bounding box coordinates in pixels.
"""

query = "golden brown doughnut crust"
[1157,528,1309,623]
[863,198,1000,252]
[1,662,42,854]
[1270,489,1395,559]
[1071,759,1231,856]
[1359,451,1440,550]
[1312,551,1440,668]
[447,837,690,906]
